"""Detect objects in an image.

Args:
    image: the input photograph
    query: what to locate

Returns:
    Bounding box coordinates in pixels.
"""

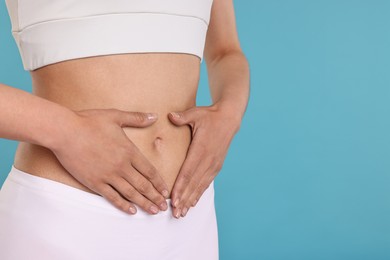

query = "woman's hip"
[0,165,219,260]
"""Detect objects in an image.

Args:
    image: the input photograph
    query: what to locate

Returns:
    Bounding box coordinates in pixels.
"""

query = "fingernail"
[150,205,159,214]
[160,202,168,211]
[162,189,169,198]
[175,209,181,218]
[192,199,198,207]
[170,112,181,118]
[182,207,188,217]
[147,113,158,120]
[129,206,137,214]
[173,198,180,207]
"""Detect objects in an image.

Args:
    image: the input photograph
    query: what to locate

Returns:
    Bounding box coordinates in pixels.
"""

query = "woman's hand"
[50,108,170,215]
[168,102,241,218]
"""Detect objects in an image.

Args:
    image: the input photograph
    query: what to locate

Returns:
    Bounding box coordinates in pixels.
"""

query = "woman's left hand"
[168,102,241,218]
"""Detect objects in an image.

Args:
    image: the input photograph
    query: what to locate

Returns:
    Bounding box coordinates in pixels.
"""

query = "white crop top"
[5,0,214,71]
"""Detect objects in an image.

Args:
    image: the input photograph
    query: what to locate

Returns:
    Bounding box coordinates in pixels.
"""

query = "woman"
[0,0,249,259]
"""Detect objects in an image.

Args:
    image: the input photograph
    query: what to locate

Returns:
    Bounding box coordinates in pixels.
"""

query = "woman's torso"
[13,53,201,198]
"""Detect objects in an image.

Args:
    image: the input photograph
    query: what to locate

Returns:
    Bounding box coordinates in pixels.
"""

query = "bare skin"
[13,53,199,214]
[3,0,250,218]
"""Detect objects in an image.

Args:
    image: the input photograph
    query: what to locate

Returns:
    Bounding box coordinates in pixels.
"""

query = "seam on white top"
[14,11,209,33]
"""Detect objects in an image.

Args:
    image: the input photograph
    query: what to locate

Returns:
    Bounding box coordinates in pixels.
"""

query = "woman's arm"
[168,0,250,218]
[0,83,170,215]
[0,83,81,148]
[203,0,250,123]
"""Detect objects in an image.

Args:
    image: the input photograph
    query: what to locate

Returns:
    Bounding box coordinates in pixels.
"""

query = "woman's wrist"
[39,107,83,153]
[211,99,244,133]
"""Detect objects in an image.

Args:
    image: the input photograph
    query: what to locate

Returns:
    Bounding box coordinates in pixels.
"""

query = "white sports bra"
[5,0,214,71]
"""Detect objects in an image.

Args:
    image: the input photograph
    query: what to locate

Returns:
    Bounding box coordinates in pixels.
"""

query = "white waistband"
[6,165,214,218]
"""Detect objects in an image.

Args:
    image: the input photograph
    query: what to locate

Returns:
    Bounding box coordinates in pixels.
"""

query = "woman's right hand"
[50,108,169,215]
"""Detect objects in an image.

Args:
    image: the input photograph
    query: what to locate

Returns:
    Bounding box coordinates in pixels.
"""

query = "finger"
[96,183,138,215]
[121,165,168,211]
[188,168,216,209]
[170,134,204,209]
[189,175,215,209]
[186,155,223,210]
[130,147,170,199]
[180,177,215,219]
[109,176,164,215]
[111,109,159,128]
[168,107,200,127]
[178,159,214,217]
[172,206,182,219]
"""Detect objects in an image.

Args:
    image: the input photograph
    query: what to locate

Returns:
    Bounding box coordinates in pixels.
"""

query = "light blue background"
[1,0,389,259]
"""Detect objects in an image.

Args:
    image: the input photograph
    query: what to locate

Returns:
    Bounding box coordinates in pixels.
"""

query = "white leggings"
[0,165,219,260]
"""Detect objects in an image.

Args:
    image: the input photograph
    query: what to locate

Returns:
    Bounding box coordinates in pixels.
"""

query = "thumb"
[168,109,195,126]
[113,109,158,128]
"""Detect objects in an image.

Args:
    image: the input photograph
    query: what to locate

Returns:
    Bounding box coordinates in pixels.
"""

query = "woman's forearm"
[0,83,79,150]
[206,51,250,127]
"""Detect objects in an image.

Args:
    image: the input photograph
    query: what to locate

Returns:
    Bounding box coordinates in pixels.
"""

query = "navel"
[153,136,163,150]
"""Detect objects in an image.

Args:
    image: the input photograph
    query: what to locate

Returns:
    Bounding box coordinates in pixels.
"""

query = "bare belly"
[13,53,201,198]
